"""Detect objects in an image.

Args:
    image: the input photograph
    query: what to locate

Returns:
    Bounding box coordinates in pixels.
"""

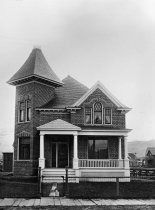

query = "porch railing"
[79,159,124,168]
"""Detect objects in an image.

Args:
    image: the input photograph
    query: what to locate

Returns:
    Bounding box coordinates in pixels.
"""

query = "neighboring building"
[8,48,132,182]
[145,147,155,168]
[3,152,13,172]
[128,153,142,167]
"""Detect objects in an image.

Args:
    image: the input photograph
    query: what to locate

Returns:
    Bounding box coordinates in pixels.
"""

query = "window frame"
[104,108,112,125]
[18,101,25,123]
[87,139,109,159]
[84,107,92,125]
[93,102,103,125]
[18,137,31,161]
[25,100,31,122]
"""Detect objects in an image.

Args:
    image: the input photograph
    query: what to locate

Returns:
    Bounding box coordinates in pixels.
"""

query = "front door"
[52,142,69,168]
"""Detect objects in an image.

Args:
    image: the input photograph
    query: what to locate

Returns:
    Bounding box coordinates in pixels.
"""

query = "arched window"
[94,102,102,124]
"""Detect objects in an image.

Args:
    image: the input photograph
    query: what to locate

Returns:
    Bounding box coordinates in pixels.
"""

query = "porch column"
[124,136,129,169]
[118,137,122,159]
[39,133,45,169]
[73,134,79,169]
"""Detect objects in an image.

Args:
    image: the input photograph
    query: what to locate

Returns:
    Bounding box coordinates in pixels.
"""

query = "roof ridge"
[62,75,89,90]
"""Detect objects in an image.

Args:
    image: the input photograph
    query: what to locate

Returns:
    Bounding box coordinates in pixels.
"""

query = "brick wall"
[14,81,56,175]
[71,88,126,129]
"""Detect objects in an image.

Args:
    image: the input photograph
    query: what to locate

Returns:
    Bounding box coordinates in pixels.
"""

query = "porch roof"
[37,119,81,131]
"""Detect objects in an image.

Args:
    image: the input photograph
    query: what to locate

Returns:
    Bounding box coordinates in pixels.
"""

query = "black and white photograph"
[0,0,155,209]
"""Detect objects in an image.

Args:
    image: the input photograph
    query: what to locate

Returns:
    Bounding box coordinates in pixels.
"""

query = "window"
[19,102,24,122]
[88,139,108,159]
[105,108,112,124]
[26,100,31,121]
[85,108,92,124]
[19,137,30,160]
[94,102,102,124]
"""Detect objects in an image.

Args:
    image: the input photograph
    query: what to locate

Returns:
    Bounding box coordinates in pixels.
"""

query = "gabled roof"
[37,119,81,131]
[40,75,89,109]
[7,48,63,86]
[72,81,131,112]
[145,147,155,156]
[128,153,137,160]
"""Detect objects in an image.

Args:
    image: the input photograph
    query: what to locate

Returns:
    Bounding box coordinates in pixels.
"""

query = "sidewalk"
[0,198,155,209]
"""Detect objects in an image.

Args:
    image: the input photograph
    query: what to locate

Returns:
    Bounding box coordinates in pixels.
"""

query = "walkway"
[0,198,155,209]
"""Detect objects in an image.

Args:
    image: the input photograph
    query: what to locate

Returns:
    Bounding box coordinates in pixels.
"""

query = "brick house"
[8,48,131,182]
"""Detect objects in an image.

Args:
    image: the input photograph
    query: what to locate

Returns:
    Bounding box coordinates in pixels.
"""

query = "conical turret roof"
[7,48,63,86]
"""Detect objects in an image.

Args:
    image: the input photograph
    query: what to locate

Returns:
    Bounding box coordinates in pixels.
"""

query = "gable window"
[26,100,31,121]
[19,137,30,160]
[19,102,24,122]
[88,139,108,159]
[94,102,102,124]
[105,108,112,124]
[85,108,92,124]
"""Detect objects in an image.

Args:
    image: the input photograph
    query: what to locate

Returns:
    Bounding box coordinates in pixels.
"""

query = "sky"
[0,0,155,152]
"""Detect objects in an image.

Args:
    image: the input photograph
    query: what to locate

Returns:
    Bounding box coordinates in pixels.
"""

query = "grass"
[0,176,39,198]
[66,180,155,199]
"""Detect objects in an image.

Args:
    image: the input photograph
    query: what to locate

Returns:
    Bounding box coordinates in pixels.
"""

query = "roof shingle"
[8,48,62,86]
[41,75,89,108]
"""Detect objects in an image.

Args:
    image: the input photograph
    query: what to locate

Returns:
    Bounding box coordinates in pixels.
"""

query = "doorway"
[51,142,69,168]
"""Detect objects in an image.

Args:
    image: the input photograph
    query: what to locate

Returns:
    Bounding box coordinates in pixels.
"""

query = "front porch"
[37,119,130,182]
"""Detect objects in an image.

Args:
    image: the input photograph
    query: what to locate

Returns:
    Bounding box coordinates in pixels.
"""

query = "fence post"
[116,177,119,197]
[38,167,42,198]
[65,166,69,197]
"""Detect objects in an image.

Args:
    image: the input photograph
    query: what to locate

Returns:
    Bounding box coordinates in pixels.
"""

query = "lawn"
[66,180,155,199]
[0,176,39,198]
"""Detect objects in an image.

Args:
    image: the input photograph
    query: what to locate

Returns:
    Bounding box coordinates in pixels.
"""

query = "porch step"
[42,169,77,183]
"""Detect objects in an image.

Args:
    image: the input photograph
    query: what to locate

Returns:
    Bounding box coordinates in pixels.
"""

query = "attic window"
[105,108,112,124]
[94,102,102,124]
[85,108,92,124]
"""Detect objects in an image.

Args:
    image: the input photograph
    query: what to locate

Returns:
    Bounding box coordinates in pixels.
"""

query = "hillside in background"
[128,140,155,157]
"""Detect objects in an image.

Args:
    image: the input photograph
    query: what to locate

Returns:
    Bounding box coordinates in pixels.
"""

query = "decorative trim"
[78,129,132,136]
[7,74,63,86]
[36,108,67,112]
[72,81,131,111]
[93,102,103,125]
[15,80,58,89]
[16,131,30,137]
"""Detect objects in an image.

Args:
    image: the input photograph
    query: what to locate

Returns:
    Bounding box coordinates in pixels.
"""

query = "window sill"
[84,124,113,126]
[17,121,31,124]
[15,160,31,162]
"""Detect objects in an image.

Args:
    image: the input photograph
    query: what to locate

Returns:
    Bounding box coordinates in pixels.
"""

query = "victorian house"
[8,48,131,182]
